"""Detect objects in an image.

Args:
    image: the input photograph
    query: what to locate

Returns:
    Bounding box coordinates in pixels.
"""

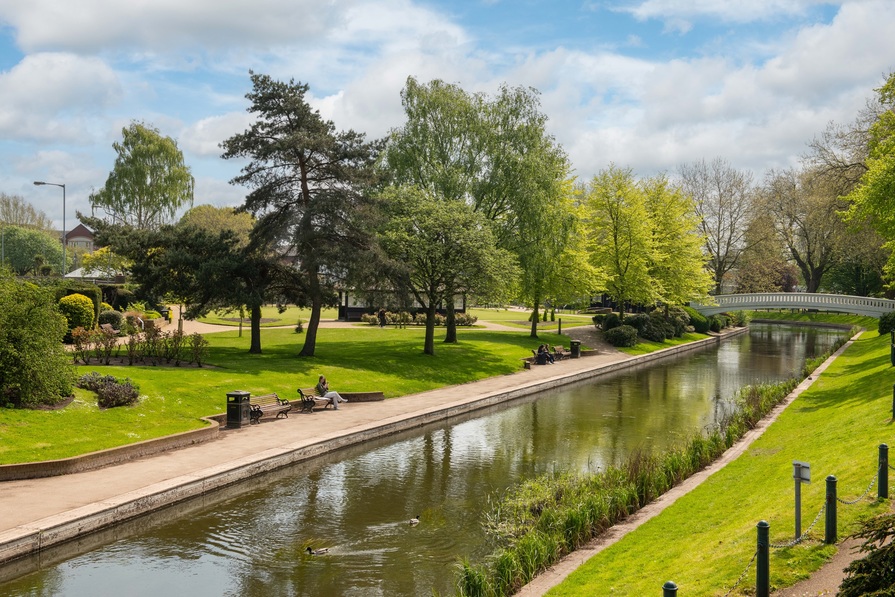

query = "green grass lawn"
[548,328,894,596]
[0,326,567,465]
[747,310,878,328]
[618,331,713,355]
[197,306,340,326]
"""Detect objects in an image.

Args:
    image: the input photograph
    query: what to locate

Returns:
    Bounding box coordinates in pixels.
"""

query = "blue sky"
[1,0,893,229]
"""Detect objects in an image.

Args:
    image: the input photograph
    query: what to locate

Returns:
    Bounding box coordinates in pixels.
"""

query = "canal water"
[0,324,847,597]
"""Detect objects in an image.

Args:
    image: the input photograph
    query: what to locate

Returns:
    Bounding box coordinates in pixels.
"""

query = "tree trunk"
[424,303,437,355]
[249,303,262,354]
[444,297,457,343]
[529,292,540,339]
[299,266,321,357]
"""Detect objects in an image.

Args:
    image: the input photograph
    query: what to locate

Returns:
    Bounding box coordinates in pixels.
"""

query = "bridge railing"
[690,293,895,318]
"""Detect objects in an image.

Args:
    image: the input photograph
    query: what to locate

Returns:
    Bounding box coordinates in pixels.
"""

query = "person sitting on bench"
[536,344,554,365]
[316,374,348,409]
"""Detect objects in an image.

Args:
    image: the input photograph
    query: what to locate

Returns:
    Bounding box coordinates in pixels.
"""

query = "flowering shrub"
[77,372,140,408]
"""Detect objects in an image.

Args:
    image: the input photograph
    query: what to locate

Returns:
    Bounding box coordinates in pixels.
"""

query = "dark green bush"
[602,312,622,331]
[625,313,650,333]
[592,314,606,327]
[641,311,670,342]
[682,306,709,333]
[97,309,123,330]
[604,324,638,347]
[879,311,895,335]
[709,315,727,333]
[667,306,689,337]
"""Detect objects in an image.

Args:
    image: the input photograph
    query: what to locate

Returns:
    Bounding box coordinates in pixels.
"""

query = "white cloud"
[0,53,121,142]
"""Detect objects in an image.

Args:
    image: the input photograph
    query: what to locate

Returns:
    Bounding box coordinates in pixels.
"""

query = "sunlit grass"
[618,331,714,355]
[547,329,894,596]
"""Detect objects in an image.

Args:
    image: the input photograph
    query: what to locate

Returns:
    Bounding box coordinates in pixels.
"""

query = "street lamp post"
[33,181,66,275]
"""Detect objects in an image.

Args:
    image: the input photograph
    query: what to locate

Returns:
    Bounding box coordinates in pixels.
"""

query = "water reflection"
[0,324,846,597]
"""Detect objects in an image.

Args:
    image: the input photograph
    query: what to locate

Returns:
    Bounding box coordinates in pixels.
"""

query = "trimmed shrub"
[641,311,670,342]
[879,311,895,335]
[667,306,690,337]
[709,315,727,333]
[98,309,123,330]
[58,293,96,331]
[455,312,478,326]
[604,324,638,347]
[728,310,751,327]
[625,313,650,334]
[682,306,710,333]
[602,312,622,331]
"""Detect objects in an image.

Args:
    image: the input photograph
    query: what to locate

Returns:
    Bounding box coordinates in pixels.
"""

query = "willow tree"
[222,72,382,357]
[89,122,194,230]
[581,166,655,319]
[385,78,574,340]
[642,175,713,308]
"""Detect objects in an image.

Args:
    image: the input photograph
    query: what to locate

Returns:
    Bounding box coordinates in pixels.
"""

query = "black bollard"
[662,580,678,596]
[880,444,889,500]
[757,521,770,597]
[825,475,837,544]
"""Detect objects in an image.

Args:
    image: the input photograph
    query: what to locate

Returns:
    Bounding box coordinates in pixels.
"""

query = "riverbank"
[0,330,741,569]
[534,327,892,596]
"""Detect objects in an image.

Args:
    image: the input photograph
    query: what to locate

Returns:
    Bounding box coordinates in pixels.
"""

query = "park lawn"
[747,311,876,328]
[197,305,340,327]
[0,326,566,465]
[547,328,894,596]
[618,331,713,356]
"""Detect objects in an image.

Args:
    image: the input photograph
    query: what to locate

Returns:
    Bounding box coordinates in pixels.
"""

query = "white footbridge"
[690,292,895,318]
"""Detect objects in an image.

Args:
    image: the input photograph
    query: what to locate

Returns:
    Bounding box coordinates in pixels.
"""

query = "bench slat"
[297,388,333,412]
[248,392,291,424]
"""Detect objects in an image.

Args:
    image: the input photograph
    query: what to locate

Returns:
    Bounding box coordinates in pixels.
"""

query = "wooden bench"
[552,345,570,360]
[248,393,292,424]
[297,387,333,412]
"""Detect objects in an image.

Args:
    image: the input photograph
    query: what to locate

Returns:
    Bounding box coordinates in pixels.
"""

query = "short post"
[662,580,678,595]
[558,317,562,335]
[793,461,810,539]
[825,475,837,544]
[891,383,895,419]
[890,330,894,366]
[880,444,889,500]
[757,521,770,597]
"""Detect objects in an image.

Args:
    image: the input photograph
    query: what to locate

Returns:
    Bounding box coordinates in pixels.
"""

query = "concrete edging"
[0,329,743,565]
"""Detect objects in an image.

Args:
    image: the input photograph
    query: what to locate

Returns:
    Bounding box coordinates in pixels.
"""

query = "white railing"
[690,293,895,318]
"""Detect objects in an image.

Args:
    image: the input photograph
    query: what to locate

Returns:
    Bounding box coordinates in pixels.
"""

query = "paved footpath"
[0,322,863,595]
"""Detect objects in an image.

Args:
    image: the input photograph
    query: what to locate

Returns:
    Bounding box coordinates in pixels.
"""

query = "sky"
[2,0,894,230]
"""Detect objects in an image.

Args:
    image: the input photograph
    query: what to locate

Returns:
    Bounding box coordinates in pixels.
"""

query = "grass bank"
[546,327,893,596]
[0,326,566,465]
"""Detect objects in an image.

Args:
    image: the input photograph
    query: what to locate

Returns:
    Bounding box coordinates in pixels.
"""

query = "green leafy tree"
[222,72,382,357]
[581,165,655,320]
[379,185,515,355]
[80,246,131,279]
[386,78,575,340]
[844,71,895,284]
[0,269,74,406]
[101,219,293,354]
[735,212,800,293]
[642,175,713,307]
[89,121,194,230]
[178,205,254,244]
[0,224,65,275]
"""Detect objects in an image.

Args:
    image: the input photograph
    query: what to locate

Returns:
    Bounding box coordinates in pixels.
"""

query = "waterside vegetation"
[456,326,857,596]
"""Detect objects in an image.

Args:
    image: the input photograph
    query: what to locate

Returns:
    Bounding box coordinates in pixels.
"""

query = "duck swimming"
[409,514,421,526]
[306,546,330,555]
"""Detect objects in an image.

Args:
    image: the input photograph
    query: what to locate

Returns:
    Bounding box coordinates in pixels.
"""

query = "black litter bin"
[570,339,581,358]
[226,390,251,429]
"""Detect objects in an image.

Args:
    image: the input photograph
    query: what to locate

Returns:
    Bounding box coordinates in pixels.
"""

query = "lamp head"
[33,181,46,186]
